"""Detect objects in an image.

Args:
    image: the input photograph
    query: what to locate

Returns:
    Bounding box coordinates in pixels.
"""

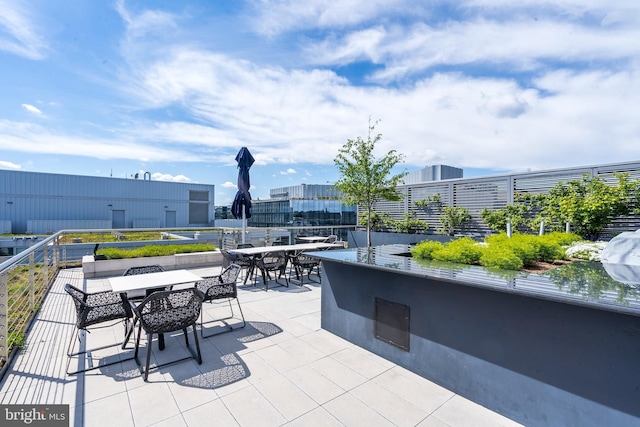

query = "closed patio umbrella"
[231,147,255,243]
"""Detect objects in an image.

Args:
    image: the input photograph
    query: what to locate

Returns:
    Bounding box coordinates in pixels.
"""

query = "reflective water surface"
[311,244,640,317]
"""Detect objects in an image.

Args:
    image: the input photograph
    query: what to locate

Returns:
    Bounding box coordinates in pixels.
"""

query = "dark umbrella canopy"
[231,147,255,219]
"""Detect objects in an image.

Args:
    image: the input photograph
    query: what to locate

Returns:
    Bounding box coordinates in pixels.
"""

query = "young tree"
[437,206,472,236]
[535,173,640,240]
[333,119,407,247]
[480,194,535,233]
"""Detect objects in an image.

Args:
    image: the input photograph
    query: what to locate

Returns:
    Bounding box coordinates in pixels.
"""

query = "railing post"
[43,243,49,288]
[53,236,60,268]
[0,272,7,364]
[29,252,35,310]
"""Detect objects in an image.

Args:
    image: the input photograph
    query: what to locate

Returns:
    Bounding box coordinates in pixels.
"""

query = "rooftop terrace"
[0,266,521,427]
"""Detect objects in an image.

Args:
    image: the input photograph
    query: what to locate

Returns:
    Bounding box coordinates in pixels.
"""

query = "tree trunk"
[367,208,372,247]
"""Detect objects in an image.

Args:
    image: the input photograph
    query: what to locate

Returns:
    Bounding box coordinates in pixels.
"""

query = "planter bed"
[310,244,640,427]
[82,250,223,278]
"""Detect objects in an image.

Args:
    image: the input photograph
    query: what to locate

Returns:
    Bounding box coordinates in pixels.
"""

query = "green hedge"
[412,232,579,271]
[97,243,216,259]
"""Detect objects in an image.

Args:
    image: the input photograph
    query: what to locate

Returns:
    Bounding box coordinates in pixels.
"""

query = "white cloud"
[0,0,48,59]
[478,92,531,118]
[280,168,296,175]
[21,103,42,114]
[0,120,203,162]
[114,4,640,174]
[0,160,21,170]
[248,0,413,36]
[221,181,237,188]
[151,172,192,182]
[2,0,639,184]
[310,18,640,83]
[309,26,387,66]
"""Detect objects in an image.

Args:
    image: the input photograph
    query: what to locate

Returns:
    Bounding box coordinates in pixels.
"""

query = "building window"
[189,191,209,224]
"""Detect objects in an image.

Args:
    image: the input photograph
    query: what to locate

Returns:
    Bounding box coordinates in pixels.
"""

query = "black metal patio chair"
[254,251,289,291]
[324,235,338,243]
[194,263,245,337]
[123,265,165,276]
[65,284,134,375]
[132,287,204,381]
[222,248,255,284]
[289,251,322,285]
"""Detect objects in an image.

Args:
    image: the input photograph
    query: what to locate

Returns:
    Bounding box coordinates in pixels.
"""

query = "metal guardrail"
[0,231,63,370]
[0,225,355,373]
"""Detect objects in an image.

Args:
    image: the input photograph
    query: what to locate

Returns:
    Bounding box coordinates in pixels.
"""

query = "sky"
[1,1,639,205]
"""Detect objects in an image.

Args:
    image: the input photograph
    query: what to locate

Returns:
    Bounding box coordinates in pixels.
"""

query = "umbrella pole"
[242,206,246,244]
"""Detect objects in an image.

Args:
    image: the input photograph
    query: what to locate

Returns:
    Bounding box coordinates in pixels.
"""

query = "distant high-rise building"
[248,184,356,228]
[402,165,463,185]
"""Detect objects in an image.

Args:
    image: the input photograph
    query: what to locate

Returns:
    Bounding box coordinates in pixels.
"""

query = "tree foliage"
[535,173,640,240]
[358,211,392,231]
[480,197,532,233]
[437,206,472,236]
[334,119,407,246]
[480,173,640,240]
[394,211,429,234]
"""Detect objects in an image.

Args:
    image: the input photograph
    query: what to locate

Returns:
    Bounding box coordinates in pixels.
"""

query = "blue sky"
[1,1,639,205]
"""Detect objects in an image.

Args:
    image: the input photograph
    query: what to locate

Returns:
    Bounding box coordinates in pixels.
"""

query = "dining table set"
[65,238,344,380]
[228,240,343,288]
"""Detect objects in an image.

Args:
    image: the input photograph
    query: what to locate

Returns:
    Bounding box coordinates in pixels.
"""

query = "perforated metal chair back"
[64,284,134,375]
[195,264,241,302]
[132,287,204,380]
[134,287,204,334]
[123,265,165,276]
[255,251,289,290]
[290,252,322,284]
[65,284,133,330]
[194,264,245,337]
[324,235,338,243]
[222,248,254,284]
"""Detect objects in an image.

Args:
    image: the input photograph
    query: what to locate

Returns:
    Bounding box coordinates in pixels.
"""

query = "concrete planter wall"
[82,250,223,278]
[313,247,640,427]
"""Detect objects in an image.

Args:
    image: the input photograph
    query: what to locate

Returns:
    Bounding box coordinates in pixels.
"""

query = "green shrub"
[485,233,538,266]
[432,237,484,264]
[540,231,582,247]
[412,231,588,270]
[98,243,216,259]
[485,232,570,265]
[411,240,444,259]
[535,239,567,261]
[479,246,524,270]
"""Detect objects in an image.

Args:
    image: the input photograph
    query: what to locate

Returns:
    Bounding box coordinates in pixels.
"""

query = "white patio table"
[108,269,203,349]
[231,242,340,285]
[108,269,203,294]
[296,236,330,243]
[230,242,340,256]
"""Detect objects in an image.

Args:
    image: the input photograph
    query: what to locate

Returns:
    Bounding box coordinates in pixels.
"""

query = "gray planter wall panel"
[320,260,640,427]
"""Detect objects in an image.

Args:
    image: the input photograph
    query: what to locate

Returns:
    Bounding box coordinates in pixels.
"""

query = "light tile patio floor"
[0,267,522,427]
